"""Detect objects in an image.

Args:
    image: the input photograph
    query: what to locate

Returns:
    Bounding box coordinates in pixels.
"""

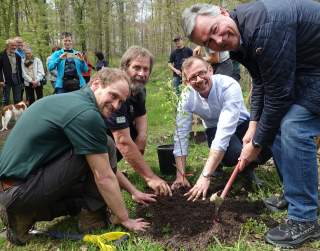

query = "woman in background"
[22,47,45,105]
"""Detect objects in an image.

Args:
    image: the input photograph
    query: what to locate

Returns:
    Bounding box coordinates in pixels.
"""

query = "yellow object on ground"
[83,232,130,251]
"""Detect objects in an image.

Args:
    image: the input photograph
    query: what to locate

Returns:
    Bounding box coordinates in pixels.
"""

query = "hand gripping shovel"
[210,160,245,220]
[30,229,130,251]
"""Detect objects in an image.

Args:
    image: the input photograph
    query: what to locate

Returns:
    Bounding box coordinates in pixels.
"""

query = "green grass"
[0,61,319,250]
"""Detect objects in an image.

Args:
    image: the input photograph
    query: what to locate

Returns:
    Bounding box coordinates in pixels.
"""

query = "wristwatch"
[202,170,214,179]
[252,139,262,148]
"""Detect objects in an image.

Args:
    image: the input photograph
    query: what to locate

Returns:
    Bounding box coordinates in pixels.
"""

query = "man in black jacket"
[182,0,320,248]
[0,38,24,106]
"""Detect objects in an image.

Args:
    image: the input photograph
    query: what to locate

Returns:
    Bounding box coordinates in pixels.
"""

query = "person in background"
[0,39,23,105]
[168,35,193,94]
[46,46,60,91]
[21,47,45,105]
[95,51,108,71]
[82,51,94,83]
[14,37,25,60]
[48,32,88,94]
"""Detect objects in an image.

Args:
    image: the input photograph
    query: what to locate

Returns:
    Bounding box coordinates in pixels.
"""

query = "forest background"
[0,0,252,65]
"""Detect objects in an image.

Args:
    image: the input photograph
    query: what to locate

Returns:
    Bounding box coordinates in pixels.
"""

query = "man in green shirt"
[0,68,150,245]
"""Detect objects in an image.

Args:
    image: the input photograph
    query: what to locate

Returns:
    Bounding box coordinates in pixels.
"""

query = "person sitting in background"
[22,47,45,105]
[172,56,271,198]
[48,32,88,94]
[95,51,108,71]
[82,51,94,83]
[0,39,24,106]
[46,46,60,91]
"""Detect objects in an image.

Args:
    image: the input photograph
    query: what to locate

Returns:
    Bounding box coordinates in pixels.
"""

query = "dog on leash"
[1,101,28,131]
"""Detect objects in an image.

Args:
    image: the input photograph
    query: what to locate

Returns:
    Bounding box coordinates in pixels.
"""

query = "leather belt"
[0,179,22,192]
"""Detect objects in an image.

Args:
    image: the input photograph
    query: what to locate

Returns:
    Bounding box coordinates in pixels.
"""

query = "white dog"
[1,101,28,131]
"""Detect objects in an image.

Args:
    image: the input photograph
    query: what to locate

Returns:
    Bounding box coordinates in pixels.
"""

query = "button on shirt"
[173,74,249,156]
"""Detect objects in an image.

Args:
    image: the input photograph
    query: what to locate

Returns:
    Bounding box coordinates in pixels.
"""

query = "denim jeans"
[172,76,182,95]
[272,104,320,222]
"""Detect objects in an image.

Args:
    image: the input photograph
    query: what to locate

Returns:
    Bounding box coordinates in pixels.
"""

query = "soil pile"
[136,186,276,250]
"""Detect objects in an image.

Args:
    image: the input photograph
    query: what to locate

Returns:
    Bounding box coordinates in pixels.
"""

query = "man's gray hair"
[120,46,154,72]
[182,4,221,39]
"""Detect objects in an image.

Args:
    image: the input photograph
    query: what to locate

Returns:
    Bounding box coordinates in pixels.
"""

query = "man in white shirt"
[172,56,271,201]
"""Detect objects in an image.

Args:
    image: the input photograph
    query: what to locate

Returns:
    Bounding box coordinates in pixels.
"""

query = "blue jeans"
[272,104,320,222]
[172,76,182,95]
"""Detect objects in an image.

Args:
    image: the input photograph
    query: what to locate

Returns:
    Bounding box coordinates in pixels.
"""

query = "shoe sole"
[265,231,320,249]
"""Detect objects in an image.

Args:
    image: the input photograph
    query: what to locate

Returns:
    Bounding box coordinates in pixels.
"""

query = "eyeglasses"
[187,70,208,84]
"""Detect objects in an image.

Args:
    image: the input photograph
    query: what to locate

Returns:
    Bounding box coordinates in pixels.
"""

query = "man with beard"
[182,1,320,248]
[105,46,172,197]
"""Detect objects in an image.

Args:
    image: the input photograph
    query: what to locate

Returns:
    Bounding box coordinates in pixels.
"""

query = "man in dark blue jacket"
[182,0,320,248]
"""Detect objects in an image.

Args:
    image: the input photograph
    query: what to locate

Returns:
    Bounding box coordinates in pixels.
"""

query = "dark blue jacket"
[230,0,320,147]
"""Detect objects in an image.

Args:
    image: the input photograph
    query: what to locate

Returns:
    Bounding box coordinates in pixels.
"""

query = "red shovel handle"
[220,161,242,199]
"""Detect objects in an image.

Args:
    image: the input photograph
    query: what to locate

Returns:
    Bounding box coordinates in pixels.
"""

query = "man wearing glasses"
[172,56,271,200]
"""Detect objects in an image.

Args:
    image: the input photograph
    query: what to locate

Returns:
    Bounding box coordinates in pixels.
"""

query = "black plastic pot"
[157,144,176,175]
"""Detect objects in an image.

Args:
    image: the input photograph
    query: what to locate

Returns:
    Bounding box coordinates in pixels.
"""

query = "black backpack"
[63,58,78,80]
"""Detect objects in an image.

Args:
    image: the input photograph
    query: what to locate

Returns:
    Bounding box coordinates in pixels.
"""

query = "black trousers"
[0,136,117,221]
[25,85,43,105]
[205,120,272,169]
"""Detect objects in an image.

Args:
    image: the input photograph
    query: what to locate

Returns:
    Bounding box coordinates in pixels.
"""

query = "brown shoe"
[78,208,110,233]
[0,205,34,245]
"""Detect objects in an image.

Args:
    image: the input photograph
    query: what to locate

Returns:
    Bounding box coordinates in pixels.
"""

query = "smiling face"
[191,11,240,52]
[184,58,213,98]
[7,42,17,54]
[63,36,73,50]
[126,56,151,92]
[25,50,33,60]
[92,79,129,118]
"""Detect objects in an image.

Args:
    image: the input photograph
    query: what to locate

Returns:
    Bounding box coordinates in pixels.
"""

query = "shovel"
[29,229,130,251]
[210,160,245,220]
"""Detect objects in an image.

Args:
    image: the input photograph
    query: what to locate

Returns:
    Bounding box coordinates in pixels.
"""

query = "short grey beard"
[130,82,145,95]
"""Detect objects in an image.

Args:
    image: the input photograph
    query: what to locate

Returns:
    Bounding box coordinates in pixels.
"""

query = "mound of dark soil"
[136,186,277,250]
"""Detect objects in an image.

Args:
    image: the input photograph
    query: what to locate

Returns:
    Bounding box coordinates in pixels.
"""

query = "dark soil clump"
[136,186,277,250]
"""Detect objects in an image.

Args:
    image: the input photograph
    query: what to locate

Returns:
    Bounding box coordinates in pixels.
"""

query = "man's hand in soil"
[171,175,191,190]
[147,176,172,196]
[120,218,150,232]
[132,190,157,205]
[184,175,210,202]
